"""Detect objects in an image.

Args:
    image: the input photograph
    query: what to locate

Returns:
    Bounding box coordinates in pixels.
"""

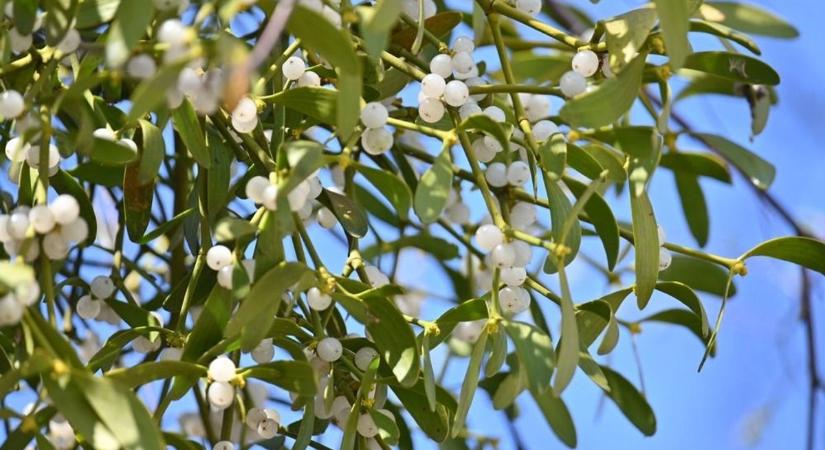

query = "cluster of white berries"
[360,101,393,155]
[657,225,672,271]
[0,195,88,261]
[244,170,323,217]
[559,49,606,98]
[207,356,238,410]
[0,273,40,326]
[231,96,259,134]
[417,37,482,123]
[5,137,61,177]
[245,406,281,439]
[475,225,532,315]
[282,55,322,88]
[3,5,81,56]
[75,276,117,321]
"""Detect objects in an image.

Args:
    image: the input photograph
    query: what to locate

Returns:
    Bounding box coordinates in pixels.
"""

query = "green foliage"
[0,1,820,450]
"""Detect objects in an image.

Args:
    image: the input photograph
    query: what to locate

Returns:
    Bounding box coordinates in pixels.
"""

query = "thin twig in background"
[543,1,822,448]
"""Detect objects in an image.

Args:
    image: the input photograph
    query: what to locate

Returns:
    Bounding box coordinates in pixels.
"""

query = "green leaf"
[641,309,711,348]
[653,0,692,69]
[317,188,369,238]
[659,255,738,297]
[600,366,656,436]
[105,361,206,388]
[503,321,554,393]
[12,0,37,34]
[123,157,154,241]
[740,237,825,277]
[137,208,194,245]
[172,99,211,168]
[603,7,657,72]
[531,390,577,448]
[224,262,314,351]
[629,189,659,308]
[543,177,580,273]
[392,381,453,442]
[688,132,775,190]
[105,0,154,67]
[45,368,166,450]
[287,5,361,138]
[266,86,337,124]
[357,164,412,220]
[361,234,459,261]
[560,53,646,128]
[690,20,760,55]
[660,151,731,183]
[656,281,710,336]
[243,361,318,396]
[565,177,620,270]
[215,217,257,243]
[538,133,567,179]
[282,140,325,194]
[421,334,437,412]
[704,2,798,38]
[370,408,401,445]
[596,304,620,355]
[362,292,421,387]
[459,114,513,154]
[135,120,165,184]
[358,0,403,57]
[552,261,579,395]
[44,0,79,45]
[506,52,570,83]
[50,170,98,247]
[682,52,780,85]
[484,326,508,377]
[90,138,137,165]
[76,0,120,28]
[414,143,453,224]
[428,298,489,348]
[452,326,488,437]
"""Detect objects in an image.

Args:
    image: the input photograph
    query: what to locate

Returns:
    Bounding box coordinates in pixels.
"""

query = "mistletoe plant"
[0,0,823,449]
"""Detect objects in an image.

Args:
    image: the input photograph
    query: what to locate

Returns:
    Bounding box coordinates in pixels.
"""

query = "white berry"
[360,102,389,129]
[501,266,527,287]
[485,162,507,187]
[206,245,233,271]
[214,441,234,450]
[283,57,306,81]
[506,161,531,186]
[0,90,25,118]
[354,346,379,371]
[317,207,337,229]
[208,356,236,382]
[443,80,469,107]
[357,414,379,438]
[207,381,235,410]
[257,418,278,439]
[572,50,600,77]
[29,205,56,234]
[316,337,342,362]
[307,287,332,311]
[43,232,69,259]
[515,0,541,16]
[418,97,445,123]
[76,295,101,320]
[560,70,587,97]
[483,106,505,122]
[429,54,453,78]
[245,176,270,203]
[453,36,474,53]
[475,224,504,252]
[451,51,474,75]
[491,243,516,268]
[532,120,559,141]
[659,248,672,271]
[421,73,447,98]
[251,338,275,364]
[361,127,394,155]
[50,194,80,225]
[90,276,115,299]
